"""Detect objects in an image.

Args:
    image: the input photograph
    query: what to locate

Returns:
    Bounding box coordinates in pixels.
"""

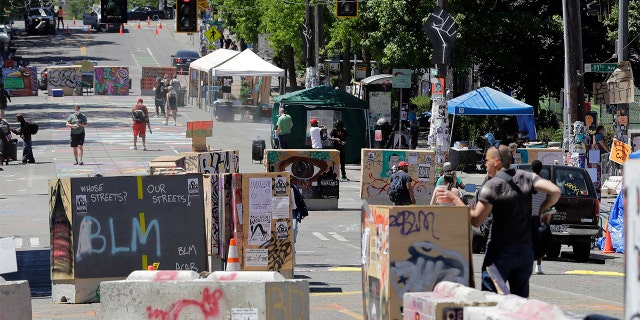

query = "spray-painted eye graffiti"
[279,156,328,183]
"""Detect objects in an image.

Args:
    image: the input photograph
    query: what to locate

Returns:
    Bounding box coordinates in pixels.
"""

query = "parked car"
[471,164,600,262]
[171,50,200,72]
[82,4,103,31]
[127,6,165,21]
[25,7,56,35]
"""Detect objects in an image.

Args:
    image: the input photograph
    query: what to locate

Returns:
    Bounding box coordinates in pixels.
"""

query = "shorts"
[70,132,85,147]
[133,122,146,137]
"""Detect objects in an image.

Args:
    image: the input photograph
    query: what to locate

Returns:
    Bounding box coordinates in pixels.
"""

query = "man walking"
[389,161,415,205]
[11,114,36,164]
[0,82,11,118]
[131,98,149,150]
[154,77,166,117]
[329,119,349,181]
[408,104,419,149]
[435,145,560,297]
[66,105,88,165]
[275,107,292,149]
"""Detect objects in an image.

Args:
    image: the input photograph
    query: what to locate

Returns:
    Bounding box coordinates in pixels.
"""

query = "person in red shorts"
[131,97,149,151]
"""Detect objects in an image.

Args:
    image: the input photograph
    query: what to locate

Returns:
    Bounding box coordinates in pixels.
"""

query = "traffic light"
[176,0,197,33]
[336,0,357,18]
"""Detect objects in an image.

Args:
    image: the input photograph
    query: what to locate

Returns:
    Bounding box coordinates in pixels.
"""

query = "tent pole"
[450,114,455,147]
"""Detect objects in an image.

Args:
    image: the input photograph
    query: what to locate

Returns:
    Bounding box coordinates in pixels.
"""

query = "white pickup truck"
[83,5,122,32]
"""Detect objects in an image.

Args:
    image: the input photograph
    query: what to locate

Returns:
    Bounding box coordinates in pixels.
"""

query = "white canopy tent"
[188,49,239,108]
[188,49,285,109]
[211,49,285,78]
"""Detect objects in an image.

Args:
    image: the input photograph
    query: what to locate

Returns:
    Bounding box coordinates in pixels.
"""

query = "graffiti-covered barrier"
[361,149,436,205]
[265,149,340,210]
[233,173,295,279]
[100,271,309,319]
[49,175,208,303]
[0,279,32,319]
[402,281,498,320]
[149,150,239,175]
[361,203,473,320]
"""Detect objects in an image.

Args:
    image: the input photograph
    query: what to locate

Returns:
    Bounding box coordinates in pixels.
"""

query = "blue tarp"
[596,150,640,253]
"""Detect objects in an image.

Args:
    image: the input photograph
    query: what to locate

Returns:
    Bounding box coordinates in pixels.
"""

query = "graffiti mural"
[180,151,239,174]
[266,149,340,199]
[48,65,82,96]
[94,66,130,95]
[361,149,435,204]
[361,204,471,320]
[2,67,38,96]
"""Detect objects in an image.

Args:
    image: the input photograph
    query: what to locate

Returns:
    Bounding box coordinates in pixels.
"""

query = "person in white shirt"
[309,118,326,149]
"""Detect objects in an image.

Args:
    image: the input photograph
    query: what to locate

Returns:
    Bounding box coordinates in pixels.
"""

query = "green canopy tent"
[272,85,370,164]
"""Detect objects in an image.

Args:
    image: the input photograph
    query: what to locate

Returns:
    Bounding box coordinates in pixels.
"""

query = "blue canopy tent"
[447,87,536,141]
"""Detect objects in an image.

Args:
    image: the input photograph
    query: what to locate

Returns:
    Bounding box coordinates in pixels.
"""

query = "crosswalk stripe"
[312,232,330,241]
[328,232,348,241]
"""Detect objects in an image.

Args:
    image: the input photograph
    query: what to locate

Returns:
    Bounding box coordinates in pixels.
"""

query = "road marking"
[313,232,329,240]
[310,290,361,297]
[328,231,348,241]
[80,46,86,55]
[329,267,361,272]
[147,47,159,65]
[565,270,624,276]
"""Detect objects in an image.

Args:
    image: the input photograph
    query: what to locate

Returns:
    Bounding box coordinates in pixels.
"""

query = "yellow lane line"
[328,267,361,272]
[564,270,625,276]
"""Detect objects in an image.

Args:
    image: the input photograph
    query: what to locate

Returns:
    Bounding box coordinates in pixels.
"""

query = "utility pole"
[562,0,586,167]
[615,0,629,145]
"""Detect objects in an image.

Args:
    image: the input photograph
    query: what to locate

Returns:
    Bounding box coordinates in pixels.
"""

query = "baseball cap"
[398,161,409,167]
[310,118,318,124]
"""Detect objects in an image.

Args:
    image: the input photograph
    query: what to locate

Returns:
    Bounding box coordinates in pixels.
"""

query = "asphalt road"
[0,19,627,319]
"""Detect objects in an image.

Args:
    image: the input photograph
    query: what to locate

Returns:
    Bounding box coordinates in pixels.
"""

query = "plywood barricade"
[360,149,436,205]
[49,174,207,303]
[264,149,340,210]
[361,202,473,320]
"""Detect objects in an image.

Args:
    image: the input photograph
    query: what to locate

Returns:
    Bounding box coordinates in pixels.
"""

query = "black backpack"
[133,108,146,122]
[28,120,39,135]
[388,173,406,203]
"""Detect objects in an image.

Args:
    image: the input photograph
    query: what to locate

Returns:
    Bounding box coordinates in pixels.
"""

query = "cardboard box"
[149,155,186,175]
[362,203,472,320]
[360,149,436,205]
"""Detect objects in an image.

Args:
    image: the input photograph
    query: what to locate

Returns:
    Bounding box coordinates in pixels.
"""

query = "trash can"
[374,119,392,149]
[178,88,187,107]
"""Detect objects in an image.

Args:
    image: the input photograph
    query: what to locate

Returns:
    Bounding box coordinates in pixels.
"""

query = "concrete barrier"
[463,293,582,320]
[100,272,309,319]
[206,271,285,281]
[0,277,32,320]
[126,270,199,281]
[403,281,498,320]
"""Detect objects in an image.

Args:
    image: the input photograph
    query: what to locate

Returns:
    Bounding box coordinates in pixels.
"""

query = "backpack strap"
[494,170,524,196]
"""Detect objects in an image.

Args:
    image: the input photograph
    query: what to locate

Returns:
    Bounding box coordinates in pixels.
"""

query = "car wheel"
[546,243,561,258]
[572,242,591,262]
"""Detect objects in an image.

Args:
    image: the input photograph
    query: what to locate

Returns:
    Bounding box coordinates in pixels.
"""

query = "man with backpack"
[388,161,415,205]
[131,97,149,151]
[11,113,36,164]
[434,145,560,298]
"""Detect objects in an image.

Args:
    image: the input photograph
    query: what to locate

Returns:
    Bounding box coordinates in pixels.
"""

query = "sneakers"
[340,176,350,182]
[143,146,147,151]
[130,146,137,150]
[535,265,544,274]
[74,160,78,165]
[163,121,168,125]
[79,161,84,165]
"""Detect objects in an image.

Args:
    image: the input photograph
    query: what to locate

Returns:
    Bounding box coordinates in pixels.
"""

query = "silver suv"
[25,7,56,35]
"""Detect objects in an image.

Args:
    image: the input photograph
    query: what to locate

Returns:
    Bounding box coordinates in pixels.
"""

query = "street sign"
[584,63,618,73]
[392,69,411,88]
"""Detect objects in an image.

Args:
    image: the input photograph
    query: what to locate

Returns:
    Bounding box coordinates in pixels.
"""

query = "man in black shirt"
[435,145,560,297]
[329,119,349,181]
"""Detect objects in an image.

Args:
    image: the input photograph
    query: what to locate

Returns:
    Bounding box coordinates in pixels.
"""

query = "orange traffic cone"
[65,26,71,35]
[119,24,124,34]
[602,229,615,254]
[87,27,91,34]
[154,26,158,35]
[158,22,162,30]
[137,20,141,29]
[147,16,151,26]
[226,238,240,271]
